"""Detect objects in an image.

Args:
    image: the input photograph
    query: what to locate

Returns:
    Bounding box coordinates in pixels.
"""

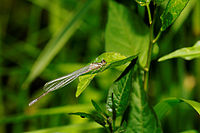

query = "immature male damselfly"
[29,60,107,106]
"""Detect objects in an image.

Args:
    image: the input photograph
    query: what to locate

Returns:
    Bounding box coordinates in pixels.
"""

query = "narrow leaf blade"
[23,0,94,88]
[69,112,91,119]
[158,41,200,62]
[69,112,106,126]
[180,99,200,115]
[154,97,200,120]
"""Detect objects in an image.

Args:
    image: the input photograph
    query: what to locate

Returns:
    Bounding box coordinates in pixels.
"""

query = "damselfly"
[29,60,107,106]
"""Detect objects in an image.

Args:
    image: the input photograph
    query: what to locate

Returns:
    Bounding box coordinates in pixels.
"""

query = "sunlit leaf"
[76,52,136,97]
[126,66,162,133]
[180,99,200,115]
[158,41,200,62]
[160,0,190,31]
[154,98,200,120]
[76,74,96,97]
[105,0,149,68]
[23,0,94,89]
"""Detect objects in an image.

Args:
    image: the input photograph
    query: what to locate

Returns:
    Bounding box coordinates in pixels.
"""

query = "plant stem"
[146,4,152,24]
[153,30,162,43]
[104,125,111,133]
[144,4,153,91]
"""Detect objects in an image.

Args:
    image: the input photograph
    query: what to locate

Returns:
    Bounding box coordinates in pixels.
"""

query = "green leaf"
[160,0,190,31]
[153,98,181,120]
[116,121,127,133]
[135,0,151,6]
[105,0,149,68]
[76,74,96,97]
[91,100,107,117]
[180,99,200,115]
[180,130,199,133]
[0,104,93,124]
[154,98,200,120]
[158,41,200,62]
[76,52,136,97]
[25,122,101,133]
[69,112,91,119]
[22,0,94,89]
[69,112,106,126]
[126,66,162,133]
[106,64,133,117]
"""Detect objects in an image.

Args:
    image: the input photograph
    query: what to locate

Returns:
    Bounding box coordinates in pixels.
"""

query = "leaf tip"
[75,92,81,97]
[158,58,163,62]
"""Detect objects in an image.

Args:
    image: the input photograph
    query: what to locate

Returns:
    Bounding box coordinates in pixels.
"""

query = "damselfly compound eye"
[101,59,106,64]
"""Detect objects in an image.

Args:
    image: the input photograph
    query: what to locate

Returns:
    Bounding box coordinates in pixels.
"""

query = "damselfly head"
[101,59,107,65]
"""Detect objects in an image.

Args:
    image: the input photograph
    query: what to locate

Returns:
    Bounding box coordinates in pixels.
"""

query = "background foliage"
[0,0,200,132]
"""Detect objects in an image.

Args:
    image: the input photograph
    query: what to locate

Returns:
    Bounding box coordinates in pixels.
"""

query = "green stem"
[144,4,153,91]
[153,30,162,43]
[146,4,152,24]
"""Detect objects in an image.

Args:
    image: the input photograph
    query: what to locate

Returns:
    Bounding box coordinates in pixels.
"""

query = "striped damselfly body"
[29,60,107,106]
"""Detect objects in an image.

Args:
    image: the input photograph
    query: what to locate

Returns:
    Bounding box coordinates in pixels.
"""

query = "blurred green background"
[0,0,200,132]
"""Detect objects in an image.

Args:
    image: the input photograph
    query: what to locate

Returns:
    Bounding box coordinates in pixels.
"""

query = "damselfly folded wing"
[43,65,91,92]
[29,60,107,106]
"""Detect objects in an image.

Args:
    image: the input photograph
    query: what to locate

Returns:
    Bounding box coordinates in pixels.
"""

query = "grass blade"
[23,0,94,89]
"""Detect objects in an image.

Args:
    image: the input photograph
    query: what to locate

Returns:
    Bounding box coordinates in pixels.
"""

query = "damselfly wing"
[29,60,106,106]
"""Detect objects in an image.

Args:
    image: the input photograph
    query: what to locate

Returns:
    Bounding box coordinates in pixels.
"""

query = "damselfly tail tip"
[28,99,37,106]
